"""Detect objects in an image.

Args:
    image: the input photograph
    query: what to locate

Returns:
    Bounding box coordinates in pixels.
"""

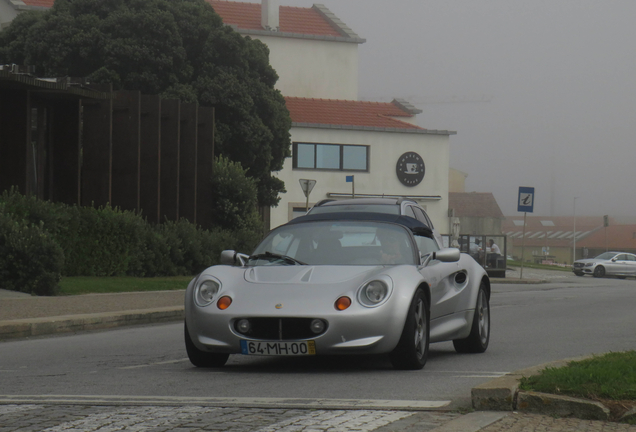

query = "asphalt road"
[1,270,635,411]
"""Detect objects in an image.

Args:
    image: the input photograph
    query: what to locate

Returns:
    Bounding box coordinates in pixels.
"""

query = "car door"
[624,254,636,276]
[414,233,462,320]
[606,254,627,275]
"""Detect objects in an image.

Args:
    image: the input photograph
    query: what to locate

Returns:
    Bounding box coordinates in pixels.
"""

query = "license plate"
[240,340,316,356]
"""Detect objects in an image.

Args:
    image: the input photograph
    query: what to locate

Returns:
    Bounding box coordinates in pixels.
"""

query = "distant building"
[449,168,468,193]
[576,225,636,257]
[449,192,504,236]
[503,216,608,264]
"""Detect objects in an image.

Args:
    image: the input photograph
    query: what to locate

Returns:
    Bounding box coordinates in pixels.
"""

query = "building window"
[293,143,369,171]
[292,207,309,219]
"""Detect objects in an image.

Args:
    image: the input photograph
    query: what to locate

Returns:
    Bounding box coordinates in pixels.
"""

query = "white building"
[210,0,456,230]
[0,0,49,29]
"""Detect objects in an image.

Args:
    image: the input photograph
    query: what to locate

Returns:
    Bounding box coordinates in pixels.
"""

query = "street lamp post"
[573,197,579,264]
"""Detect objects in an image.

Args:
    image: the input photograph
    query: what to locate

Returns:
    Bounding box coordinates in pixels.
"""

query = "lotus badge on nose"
[275,304,283,309]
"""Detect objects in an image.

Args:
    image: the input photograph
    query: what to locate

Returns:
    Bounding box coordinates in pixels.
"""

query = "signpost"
[346,175,355,198]
[518,187,535,279]
[604,214,609,251]
[299,179,316,211]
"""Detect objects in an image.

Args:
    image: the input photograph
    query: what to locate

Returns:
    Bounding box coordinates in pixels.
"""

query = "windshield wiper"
[249,251,307,265]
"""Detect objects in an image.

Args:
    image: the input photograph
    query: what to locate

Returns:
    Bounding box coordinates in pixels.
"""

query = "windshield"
[309,204,400,215]
[249,221,416,266]
[594,252,617,260]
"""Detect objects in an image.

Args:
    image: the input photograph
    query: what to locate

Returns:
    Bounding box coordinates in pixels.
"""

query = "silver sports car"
[185,212,491,370]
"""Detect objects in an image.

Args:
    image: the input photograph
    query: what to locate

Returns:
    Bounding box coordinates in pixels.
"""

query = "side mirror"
[220,250,237,265]
[220,250,250,266]
[433,248,461,263]
[420,247,460,267]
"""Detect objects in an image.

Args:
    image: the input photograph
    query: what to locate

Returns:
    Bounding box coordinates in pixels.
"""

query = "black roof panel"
[286,212,433,237]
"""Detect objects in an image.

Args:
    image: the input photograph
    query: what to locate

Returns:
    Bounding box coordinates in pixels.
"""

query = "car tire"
[453,282,490,354]
[389,289,429,370]
[185,323,229,367]
[574,272,584,277]
[593,266,605,278]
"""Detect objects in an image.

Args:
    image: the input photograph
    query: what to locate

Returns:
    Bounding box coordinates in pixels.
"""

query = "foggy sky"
[281,0,636,217]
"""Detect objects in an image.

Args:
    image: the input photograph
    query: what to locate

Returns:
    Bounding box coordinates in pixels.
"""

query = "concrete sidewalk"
[0,289,184,340]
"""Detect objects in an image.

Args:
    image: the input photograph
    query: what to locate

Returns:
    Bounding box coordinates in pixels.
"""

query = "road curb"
[471,355,616,421]
[0,307,184,341]
[490,278,546,284]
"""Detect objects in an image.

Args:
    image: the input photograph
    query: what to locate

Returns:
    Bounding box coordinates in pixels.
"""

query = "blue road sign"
[346,175,354,182]
[518,187,535,213]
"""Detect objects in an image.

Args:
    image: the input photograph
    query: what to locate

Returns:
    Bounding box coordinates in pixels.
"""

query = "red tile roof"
[503,216,605,248]
[576,225,636,250]
[449,192,504,218]
[503,216,607,231]
[22,0,54,7]
[208,1,342,37]
[18,0,343,38]
[284,97,423,130]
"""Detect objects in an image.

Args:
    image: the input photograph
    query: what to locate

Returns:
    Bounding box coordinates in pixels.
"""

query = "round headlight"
[359,280,390,307]
[194,278,220,307]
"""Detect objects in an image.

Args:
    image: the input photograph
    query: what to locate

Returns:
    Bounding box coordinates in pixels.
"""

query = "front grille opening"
[233,318,328,340]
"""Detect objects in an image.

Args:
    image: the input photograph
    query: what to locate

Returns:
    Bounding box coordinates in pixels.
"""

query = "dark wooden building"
[0,67,215,227]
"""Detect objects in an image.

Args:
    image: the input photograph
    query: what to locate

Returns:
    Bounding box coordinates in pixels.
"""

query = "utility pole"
[572,197,579,263]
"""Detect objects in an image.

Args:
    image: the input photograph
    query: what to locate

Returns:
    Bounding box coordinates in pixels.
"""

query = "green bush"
[209,156,264,234]
[60,204,150,277]
[0,210,64,296]
[0,189,264,293]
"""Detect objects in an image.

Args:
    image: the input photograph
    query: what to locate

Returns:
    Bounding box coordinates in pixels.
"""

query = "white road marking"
[119,358,190,369]
[40,406,215,432]
[425,370,509,375]
[255,409,415,432]
[454,375,507,378]
[0,404,38,414]
[0,395,450,410]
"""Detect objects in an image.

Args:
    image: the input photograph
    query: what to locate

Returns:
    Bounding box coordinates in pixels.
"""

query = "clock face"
[396,152,425,186]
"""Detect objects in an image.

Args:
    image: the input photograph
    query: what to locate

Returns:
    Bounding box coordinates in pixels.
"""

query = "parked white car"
[572,252,636,278]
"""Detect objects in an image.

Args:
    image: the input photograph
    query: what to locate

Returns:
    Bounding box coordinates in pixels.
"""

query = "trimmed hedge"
[0,209,64,296]
[0,189,262,294]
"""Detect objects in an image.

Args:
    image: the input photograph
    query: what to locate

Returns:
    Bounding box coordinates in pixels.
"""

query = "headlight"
[194,277,221,307]
[585,263,594,267]
[358,278,392,307]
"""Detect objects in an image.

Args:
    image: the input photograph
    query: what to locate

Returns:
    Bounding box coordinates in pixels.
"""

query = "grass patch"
[507,260,571,272]
[520,352,636,421]
[58,276,193,295]
[520,352,636,400]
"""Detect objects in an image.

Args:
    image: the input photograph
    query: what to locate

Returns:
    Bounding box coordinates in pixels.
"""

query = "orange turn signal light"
[217,296,232,310]
[335,296,351,311]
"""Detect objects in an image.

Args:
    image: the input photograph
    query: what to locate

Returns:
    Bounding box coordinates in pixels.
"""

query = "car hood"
[191,264,419,316]
[243,265,387,285]
[574,259,602,264]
